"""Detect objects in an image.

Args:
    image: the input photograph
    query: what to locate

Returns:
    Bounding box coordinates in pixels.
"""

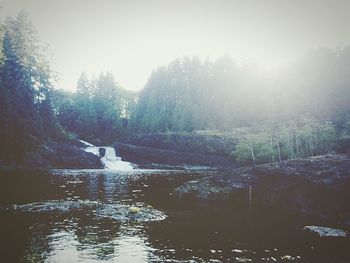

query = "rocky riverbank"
[22,140,103,169]
[116,132,240,169]
[115,143,237,169]
[173,154,350,223]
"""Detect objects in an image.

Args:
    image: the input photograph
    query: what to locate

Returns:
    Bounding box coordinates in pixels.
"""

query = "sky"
[1,0,350,91]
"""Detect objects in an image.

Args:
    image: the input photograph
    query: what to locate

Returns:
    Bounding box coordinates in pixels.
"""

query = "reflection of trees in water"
[19,207,158,261]
[75,216,119,245]
[86,173,99,200]
[103,173,120,201]
[75,215,120,260]
[84,171,132,203]
[21,215,120,261]
[21,218,66,263]
[74,216,160,261]
[112,224,159,262]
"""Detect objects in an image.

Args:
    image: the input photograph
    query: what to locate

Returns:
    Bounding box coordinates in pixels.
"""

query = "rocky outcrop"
[115,142,238,169]
[173,154,350,222]
[24,140,103,169]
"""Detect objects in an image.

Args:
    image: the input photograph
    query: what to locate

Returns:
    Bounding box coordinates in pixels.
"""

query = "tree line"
[130,49,350,133]
[51,71,136,144]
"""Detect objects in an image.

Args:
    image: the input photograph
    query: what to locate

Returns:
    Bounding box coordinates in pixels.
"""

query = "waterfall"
[100,147,134,170]
[80,140,134,171]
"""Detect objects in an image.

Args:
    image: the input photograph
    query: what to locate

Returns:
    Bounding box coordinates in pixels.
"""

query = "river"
[0,145,349,262]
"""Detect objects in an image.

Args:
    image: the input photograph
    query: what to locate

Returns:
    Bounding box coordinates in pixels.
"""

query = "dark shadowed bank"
[116,132,239,169]
[172,154,350,225]
[1,140,103,169]
[115,143,238,169]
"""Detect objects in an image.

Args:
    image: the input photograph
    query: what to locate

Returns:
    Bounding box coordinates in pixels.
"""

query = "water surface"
[0,169,349,262]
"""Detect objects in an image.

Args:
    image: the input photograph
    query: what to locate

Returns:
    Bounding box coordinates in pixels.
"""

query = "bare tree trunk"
[276,134,282,162]
[249,141,256,165]
[314,131,318,156]
[308,136,313,157]
[287,130,293,159]
[295,132,299,157]
[269,129,275,163]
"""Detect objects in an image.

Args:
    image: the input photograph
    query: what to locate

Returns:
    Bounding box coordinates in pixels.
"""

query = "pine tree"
[0,11,54,164]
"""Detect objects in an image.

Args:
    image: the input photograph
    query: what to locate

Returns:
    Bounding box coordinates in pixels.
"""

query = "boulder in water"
[99,147,106,157]
[96,204,167,222]
[172,178,250,200]
[304,226,348,237]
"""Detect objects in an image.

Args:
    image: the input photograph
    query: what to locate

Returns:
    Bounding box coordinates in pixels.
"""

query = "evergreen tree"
[0,11,57,164]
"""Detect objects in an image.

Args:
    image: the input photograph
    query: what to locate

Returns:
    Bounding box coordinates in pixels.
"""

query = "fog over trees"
[132,48,350,133]
[1,12,350,164]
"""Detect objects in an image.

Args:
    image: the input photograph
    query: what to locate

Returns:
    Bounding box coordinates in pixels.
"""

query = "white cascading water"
[80,140,134,171]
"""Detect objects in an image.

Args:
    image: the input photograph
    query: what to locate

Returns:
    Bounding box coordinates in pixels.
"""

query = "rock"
[115,143,237,169]
[173,176,251,200]
[303,226,348,237]
[97,204,167,222]
[24,141,103,169]
[173,154,350,222]
[98,147,106,157]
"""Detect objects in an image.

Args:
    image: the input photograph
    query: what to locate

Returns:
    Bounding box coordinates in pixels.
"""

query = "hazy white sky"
[1,0,350,91]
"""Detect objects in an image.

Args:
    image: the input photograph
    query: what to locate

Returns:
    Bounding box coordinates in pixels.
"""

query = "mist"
[1,0,350,91]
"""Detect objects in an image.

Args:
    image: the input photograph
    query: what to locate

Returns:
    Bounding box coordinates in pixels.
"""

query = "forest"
[1,12,350,165]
